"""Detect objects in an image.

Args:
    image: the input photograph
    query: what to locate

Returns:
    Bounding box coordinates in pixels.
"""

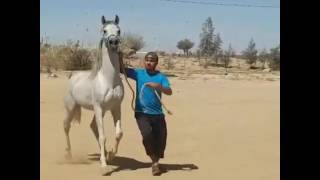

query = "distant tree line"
[175,17,280,71]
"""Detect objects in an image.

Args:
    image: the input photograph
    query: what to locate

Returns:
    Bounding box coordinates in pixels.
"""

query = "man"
[120,52,172,176]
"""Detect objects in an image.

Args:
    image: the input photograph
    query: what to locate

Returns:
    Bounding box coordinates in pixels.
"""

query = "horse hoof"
[64,152,72,160]
[100,166,113,176]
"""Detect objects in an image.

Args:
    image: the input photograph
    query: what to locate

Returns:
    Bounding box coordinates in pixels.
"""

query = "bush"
[157,51,166,56]
[59,47,92,70]
[163,56,175,70]
[40,41,93,71]
[120,33,145,52]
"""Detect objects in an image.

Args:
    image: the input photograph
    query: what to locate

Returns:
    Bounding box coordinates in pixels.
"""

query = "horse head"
[101,15,121,51]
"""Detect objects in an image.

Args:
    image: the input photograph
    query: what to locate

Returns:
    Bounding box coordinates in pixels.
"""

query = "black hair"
[144,52,158,61]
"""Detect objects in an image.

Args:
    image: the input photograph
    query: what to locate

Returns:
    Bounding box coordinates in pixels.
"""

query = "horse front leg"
[107,106,123,162]
[94,105,112,175]
[90,112,107,155]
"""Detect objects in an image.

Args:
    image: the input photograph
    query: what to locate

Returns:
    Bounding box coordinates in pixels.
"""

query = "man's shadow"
[88,153,199,175]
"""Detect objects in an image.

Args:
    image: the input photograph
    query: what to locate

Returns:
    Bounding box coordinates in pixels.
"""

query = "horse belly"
[71,77,94,109]
[73,91,94,110]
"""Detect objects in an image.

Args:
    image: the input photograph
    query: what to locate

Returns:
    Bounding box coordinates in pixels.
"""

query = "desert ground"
[40,57,280,180]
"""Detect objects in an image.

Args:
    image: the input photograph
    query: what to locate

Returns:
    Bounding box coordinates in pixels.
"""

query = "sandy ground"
[40,71,280,180]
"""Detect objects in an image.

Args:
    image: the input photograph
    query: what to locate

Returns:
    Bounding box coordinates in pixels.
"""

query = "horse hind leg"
[63,94,79,160]
[63,111,73,160]
[73,105,81,125]
[90,115,99,146]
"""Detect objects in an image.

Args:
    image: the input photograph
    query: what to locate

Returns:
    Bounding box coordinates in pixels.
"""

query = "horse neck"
[100,44,121,84]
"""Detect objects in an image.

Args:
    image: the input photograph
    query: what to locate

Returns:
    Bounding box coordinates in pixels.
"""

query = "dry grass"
[40,45,279,82]
[125,55,279,82]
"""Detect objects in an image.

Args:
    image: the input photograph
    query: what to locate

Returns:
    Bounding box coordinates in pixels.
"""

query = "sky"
[40,0,280,53]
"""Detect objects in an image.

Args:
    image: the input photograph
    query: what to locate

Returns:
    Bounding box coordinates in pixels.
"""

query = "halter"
[100,35,120,50]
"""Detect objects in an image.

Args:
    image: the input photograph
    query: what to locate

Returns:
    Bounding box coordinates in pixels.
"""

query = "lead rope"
[118,52,135,111]
[153,89,173,115]
[140,83,173,116]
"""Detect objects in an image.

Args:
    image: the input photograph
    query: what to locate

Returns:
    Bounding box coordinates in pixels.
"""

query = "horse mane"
[89,39,104,79]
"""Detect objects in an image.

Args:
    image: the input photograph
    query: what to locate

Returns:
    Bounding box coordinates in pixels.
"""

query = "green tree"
[199,17,215,67]
[177,38,194,56]
[242,38,258,68]
[213,33,223,64]
[199,17,215,56]
[269,44,280,70]
[258,48,269,69]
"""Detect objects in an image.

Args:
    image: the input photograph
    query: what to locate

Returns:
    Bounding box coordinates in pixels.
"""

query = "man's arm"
[145,82,172,95]
[119,52,137,80]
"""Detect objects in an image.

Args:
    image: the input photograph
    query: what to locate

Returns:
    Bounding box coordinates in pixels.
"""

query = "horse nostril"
[109,39,119,45]
[108,37,120,46]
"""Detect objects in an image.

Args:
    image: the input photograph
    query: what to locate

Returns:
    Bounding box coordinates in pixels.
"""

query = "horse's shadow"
[88,153,199,175]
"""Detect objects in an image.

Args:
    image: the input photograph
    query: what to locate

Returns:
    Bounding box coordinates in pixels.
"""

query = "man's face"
[144,56,158,71]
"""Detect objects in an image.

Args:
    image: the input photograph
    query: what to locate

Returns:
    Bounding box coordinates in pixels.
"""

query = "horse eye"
[117,30,120,34]
[103,30,106,33]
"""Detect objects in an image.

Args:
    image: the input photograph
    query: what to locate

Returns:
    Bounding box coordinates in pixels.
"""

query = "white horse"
[63,15,124,175]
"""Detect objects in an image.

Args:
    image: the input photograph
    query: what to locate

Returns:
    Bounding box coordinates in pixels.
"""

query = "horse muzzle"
[107,36,120,49]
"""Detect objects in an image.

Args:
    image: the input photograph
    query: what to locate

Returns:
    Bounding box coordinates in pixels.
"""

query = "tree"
[231,48,236,57]
[258,48,269,69]
[269,44,280,70]
[222,44,233,74]
[199,17,215,62]
[176,38,194,56]
[242,38,258,68]
[213,33,223,64]
[196,49,201,60]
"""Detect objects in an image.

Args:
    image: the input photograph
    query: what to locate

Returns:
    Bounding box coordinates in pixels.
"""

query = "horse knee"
[116,131,123,141]
[99,135,106,144]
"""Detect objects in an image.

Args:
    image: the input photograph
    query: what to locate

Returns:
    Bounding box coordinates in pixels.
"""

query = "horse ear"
[101,15,106,25]
[115,15,119,24]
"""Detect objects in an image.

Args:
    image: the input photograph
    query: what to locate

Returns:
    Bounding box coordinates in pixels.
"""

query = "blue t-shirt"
[125,68,170,115]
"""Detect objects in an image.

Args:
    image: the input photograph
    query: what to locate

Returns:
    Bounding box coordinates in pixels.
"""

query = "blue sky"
[40,0,280,53]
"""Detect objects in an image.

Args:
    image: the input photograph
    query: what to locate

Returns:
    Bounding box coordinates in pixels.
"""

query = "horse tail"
[72,106,81,124]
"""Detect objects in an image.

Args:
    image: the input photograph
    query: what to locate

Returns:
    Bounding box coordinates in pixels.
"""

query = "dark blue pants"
[135,112,167,159]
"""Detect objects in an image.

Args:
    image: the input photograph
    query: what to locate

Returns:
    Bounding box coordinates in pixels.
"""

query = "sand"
[40,70,279,180]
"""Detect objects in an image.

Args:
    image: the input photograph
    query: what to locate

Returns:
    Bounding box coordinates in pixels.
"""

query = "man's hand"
[119,52,125,74]
[145,82,162,89]
[145,82,172,95]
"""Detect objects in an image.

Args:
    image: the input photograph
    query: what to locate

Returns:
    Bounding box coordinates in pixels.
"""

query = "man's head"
[144,52,158,71]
